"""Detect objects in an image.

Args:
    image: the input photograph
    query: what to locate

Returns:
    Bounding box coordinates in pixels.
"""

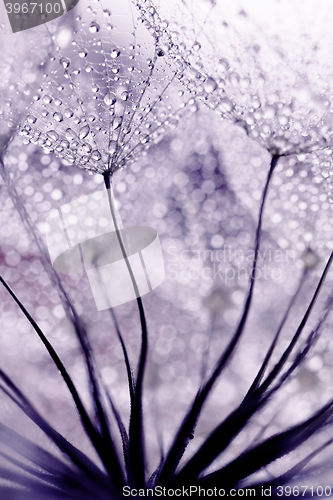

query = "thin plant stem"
[247,266,308,396]
[103,171,147,488]
[157,154,279,485]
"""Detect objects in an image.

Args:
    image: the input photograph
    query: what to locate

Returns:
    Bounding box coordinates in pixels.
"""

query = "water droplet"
[111,48,120,58]
[85,66,93,73]
[82,143,92,153]
[219,97,233,113]
[88,115,96,122]
[193,41,201,51]
[92,150,102,160]
[61,140,69,148]
[89,21,100,33]
[104,92,116,106]
[64,108,73,118]
[204,77,217,93]
[60,57,70,68]
[108,140,117,154]
[218,58,229,71]
[43,95,52,104]
[65,128,77,141]
[103,9,111,16]
[229,72,240,86]
[53,112,63,122]
[141,134,149,144]
[188,99,198,113]
[92,84,99,93]
[302,248,319,269]
[112,117,122,130]
[79,49,87,58]
[54,98,62,106]
[41,110,49,117]
[27,115,37,124]
[121,91,129,101]
[47,130,59,141]
[157,48,164,57]
[264,105,276,119]
[79,125,90,140]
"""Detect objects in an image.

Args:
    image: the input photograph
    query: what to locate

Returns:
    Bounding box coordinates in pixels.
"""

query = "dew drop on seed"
[219,97,233,113]
[85,66,93,73]
[121,91,129,101]
[47,130,59,141]
[41,110,49,117]
[54,98,62,106]
[88,115,96,122]
[204,77,217,93]
[141,134,149,144]
[103,9,111,16]
[53,112,63,122]
[64,108,73,118]
[43,95,52,104]
[61,140,69,148]
[65,128,76,141]
[27,115,37,124]
[92,84,99,93]
[218,58,229,71]
[60,57,70,68]
[193,41,201,51]
[229,72,240,86]
[92,150,102,160]
[89,21,100,33]
[108,140,117,153]
[111,48,120,58]
[112,117,122,130]
[79,125,90,139]
[82,143,92,153]
[104,92,116,106]
[79,49,87,58]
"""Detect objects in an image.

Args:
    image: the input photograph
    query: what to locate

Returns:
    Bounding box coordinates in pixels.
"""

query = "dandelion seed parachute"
[19,0,193,175]
[138,0,333,157]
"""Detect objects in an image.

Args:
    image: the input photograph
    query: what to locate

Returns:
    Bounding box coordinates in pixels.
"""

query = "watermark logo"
[45,189,165,310]
[166,246,296,284]
[1,0,79,34]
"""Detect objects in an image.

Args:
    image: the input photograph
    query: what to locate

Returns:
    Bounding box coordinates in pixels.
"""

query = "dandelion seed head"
[20,0,194,176]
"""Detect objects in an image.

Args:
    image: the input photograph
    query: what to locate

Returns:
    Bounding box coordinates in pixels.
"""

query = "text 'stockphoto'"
[1,0,333,498]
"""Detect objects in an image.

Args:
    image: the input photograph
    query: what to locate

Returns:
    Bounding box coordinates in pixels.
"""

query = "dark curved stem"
[246,266,308,396]
[103,172,147,488]
[157,154,279,485]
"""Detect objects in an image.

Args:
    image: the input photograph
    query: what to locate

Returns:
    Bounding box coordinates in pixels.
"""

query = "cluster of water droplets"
[137,0,333,158]
[20,0,193,174]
